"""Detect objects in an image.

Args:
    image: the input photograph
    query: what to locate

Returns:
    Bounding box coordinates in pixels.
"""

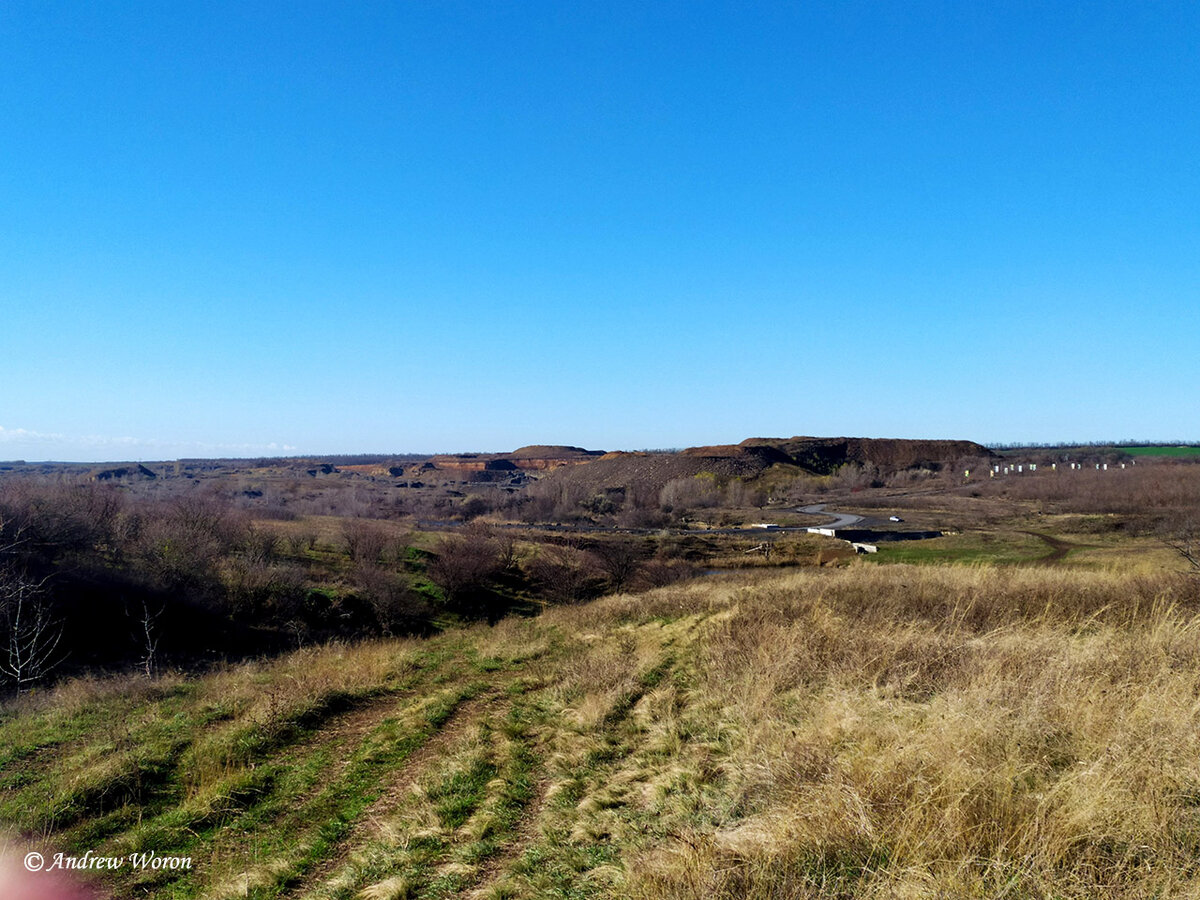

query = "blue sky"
[2,1,1197,460]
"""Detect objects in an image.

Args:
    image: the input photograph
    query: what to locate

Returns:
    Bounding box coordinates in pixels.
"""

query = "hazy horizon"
[4,435,1197,466]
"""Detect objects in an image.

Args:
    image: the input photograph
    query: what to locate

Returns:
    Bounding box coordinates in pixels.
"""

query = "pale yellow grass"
[616,564,1200,898]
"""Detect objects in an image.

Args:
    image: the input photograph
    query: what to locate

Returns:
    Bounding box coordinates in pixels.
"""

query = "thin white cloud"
[0,425,297,459]
[0,425,66,443]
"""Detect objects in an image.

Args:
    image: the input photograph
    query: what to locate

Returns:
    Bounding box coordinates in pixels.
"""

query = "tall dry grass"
[615,565,1200,898]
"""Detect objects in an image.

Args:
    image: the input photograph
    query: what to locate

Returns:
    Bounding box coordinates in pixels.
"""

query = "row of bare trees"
[422,526,694,615]
[0,481,395,691]
[0,474,705,691]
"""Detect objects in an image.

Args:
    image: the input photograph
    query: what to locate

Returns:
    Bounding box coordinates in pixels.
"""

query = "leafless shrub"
[828,462,883,491]
[224,559,307,621]
[341,520,388,565]
[1163,517,1200,573]
[386,532,424,566]
[632,557,697,590]
[0,568,63,692]
[131,499,243,592]
[592,537,644,592]
[167,494,249,551]
[521,480,591,522]
[616,506,670,529]
[660,476,722,511]
[721,478,767,509]
[0,480,125,558]
[426,527,504,607]
[242,526,280,565]
[287,529,318,557]
[527,542,605,604]
[352,563,430,635]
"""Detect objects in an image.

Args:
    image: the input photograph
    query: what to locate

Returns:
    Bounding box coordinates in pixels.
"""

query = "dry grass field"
[4,556,1200,899]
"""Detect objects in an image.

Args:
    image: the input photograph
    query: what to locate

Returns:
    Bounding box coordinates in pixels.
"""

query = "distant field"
[866,531,1049,565]
[1122,445,1200,457]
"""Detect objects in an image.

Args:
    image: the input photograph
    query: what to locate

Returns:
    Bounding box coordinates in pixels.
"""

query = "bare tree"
[1165,518,1200,573]
[341,520,388,565]
[0,568,63,692]
[134,598,165,678]
[427,530,502,609]
[0,514,30,561]
[528,542,604,604]
[592,537,642,593]
[490,528,517,573]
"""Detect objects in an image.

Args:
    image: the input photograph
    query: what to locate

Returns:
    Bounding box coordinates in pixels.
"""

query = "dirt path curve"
[271,689,416,806]
[1021,531,1093,564]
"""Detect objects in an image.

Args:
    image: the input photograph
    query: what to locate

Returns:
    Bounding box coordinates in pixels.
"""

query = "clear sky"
[2,1,1198,461]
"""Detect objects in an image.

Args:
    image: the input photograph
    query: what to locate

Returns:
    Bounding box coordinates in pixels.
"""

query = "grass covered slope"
[4,564,1200,899]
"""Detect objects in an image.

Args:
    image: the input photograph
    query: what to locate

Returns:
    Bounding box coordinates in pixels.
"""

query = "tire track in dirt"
[466,654,678,896]
[463,771,550,898]
[291,690,413,768]
[288,689,505,898]
[197,689,424,900]
[359,690,505,835]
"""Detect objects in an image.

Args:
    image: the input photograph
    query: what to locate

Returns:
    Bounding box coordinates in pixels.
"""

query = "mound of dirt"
[739,436,993,475]
[535,436,992,501]
[509,445,604,460]
[430,446,606,473]
[682,444,794,465]
[534,448,791,502]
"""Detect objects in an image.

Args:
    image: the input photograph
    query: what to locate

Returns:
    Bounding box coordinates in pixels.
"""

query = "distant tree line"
[986,440,1199,451]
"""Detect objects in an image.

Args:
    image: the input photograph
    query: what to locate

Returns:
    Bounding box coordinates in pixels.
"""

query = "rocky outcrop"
[429,446,605,473]
[429,455,515,473]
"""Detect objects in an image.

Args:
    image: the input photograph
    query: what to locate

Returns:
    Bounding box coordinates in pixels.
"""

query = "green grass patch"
[429,756,498,829]
[866,531,1048,566]
[1122,445,1200,457]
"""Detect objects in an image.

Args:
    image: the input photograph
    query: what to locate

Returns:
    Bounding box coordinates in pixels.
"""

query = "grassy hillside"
[4,562,1200,899]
